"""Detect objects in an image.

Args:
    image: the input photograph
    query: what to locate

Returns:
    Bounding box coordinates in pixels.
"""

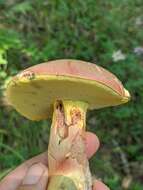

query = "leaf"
[0,129,8,135]
[11,2,33,14]
[0,29,21,49]
[0,49,7,65]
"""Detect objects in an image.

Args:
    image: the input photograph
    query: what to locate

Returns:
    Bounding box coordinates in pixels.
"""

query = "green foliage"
[0,0,143,189]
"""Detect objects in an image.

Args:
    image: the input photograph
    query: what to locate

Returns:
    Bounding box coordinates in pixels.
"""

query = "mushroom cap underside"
[6,59,130,120]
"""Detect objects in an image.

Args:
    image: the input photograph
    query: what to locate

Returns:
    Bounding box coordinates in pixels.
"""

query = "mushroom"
[6,59,130,190]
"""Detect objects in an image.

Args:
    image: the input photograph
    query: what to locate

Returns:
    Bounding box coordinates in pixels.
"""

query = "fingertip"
[92,179,110,190]
[85,132,100,158]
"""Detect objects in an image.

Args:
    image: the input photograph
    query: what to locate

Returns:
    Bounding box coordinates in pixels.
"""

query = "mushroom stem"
[47,100,92,190]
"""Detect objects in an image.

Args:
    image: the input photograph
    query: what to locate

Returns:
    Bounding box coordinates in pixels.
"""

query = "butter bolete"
[6,59,130,190]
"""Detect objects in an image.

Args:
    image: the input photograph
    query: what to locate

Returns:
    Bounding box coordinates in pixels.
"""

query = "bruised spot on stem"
[70,109,81,125]
[56,100,69,142]
[55,100,85,144]
[56,100,63,111]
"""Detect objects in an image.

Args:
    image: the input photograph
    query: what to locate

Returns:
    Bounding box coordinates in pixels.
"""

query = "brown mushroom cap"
[6,59,130,120]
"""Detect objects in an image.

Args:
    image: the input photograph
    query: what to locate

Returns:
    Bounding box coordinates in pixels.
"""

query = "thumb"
[17,163,48,190]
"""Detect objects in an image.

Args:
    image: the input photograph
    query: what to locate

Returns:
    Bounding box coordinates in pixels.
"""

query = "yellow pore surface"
[6,75,130,120]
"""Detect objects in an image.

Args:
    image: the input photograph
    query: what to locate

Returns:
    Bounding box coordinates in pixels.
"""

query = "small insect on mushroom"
[6,59,130,190]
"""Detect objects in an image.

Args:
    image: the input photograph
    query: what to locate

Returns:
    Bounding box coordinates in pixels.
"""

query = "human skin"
[0,132,109,190]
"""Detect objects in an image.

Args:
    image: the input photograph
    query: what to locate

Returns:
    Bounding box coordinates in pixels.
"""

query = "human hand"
[0,132,109,190]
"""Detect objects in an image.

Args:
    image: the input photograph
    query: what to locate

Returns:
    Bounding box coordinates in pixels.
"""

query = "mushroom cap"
[6,59,130,120]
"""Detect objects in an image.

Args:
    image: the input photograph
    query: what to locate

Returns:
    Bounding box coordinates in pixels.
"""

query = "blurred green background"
[0,0,143,189]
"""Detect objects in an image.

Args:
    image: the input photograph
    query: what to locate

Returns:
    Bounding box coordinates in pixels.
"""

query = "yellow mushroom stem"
[48,100,92,190]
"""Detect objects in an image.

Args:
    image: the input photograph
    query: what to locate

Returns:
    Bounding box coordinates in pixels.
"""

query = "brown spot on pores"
[17,71,35,80]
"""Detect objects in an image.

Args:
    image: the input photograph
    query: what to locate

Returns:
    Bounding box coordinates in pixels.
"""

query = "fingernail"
[22,163,45,185]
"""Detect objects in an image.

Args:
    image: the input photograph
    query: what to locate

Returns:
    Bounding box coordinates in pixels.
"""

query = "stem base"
[48,175,77,190]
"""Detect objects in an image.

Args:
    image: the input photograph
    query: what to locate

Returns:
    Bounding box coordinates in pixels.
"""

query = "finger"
[93,179,110,190]
[25,152,48,166]
[0,131,99,190]
[0,153,48,190]
[0,164,28,190]
[17,163,48,190]
[85,132,100,158]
